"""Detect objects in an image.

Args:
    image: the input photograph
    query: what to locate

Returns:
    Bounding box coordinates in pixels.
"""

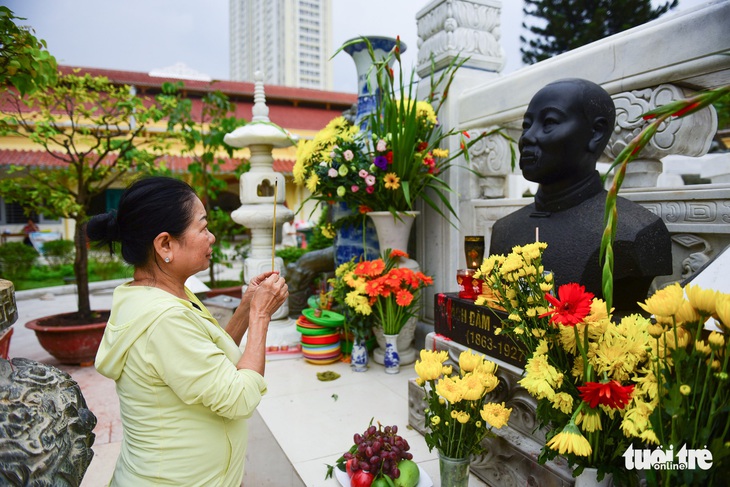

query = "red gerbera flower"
[541,283,594,326]
[578,381,635,410]
[385,151,393,164]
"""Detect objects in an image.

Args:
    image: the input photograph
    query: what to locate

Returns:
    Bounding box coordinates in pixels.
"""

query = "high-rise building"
[229,0,333,90]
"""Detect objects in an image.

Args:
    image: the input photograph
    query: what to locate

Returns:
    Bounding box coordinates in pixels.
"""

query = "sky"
[4,0,709,94]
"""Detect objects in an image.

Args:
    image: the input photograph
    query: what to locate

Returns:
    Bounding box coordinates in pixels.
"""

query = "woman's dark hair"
[86,176,198,266]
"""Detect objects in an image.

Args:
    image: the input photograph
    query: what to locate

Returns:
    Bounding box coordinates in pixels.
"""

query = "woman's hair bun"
[86,211,121,243]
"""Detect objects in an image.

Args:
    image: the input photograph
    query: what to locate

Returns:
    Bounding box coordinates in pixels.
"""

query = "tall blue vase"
[332,202,379,267]
[343,36,406,131]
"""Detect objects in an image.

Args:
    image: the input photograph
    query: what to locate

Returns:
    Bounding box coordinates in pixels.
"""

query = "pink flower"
[376,139,387,152]
[328,168,338,178]
[343,150,354,161]
[366,186,375,194]
[359,169,369,178]
[365,175,376,186]
[351,185,360,193]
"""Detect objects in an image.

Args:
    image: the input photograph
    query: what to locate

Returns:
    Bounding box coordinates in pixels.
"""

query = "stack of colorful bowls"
[297,308,344,365]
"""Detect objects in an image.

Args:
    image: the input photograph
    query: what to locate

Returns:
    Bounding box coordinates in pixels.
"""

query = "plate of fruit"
[331,423,432,487]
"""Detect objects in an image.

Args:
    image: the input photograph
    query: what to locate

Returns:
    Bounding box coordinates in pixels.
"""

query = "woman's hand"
[249,273,289,319]
[241,271,278,309]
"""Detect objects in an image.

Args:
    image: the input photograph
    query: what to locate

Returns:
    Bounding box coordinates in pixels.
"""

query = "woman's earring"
[164,257,170,263]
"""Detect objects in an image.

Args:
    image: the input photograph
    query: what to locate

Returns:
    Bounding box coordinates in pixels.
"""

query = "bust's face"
[518,83,596,186]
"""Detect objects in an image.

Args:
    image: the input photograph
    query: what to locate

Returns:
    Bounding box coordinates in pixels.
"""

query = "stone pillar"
[224,72,300,356]
[415,0,507,323]
[607,83,718,188]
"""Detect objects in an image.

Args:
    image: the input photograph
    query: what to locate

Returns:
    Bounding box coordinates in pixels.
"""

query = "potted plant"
[0,67,175,364]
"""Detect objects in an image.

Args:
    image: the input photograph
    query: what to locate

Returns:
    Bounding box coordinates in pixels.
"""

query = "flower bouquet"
[414,349,511,484]
[294,36,512,230]
[474,242,658,483]
[639,282,729,487]
[338,249,433,336]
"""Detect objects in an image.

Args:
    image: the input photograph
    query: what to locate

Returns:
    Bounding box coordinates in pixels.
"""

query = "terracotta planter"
[25,311,109,366]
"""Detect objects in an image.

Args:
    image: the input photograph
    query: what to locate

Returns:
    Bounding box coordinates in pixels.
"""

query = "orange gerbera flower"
[365,279,386,297]
[541,283,594,326]
[416,272,434,286]
[355,259,385,277]
[389,249,408,259]
[396,289,414,306]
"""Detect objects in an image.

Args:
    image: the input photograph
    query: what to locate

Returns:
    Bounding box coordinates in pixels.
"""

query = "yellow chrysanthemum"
[459,350,484,373]
[415,358,445,382]
[675,299,701,325]
[639,282,684,317]
[431,415,441,425]
[695,339,712,356]
[442,365,453,376]
[621,400,655,439]
[383,173,400,190]
[680,384,692,395]
[480,402,512,429]
[435,376,466,404]
[708,331,725,351]
[345,291,371,315]
[576,408,602,432]
[551,392,574,415]
[415,100,438,125]
[419,349,449,364]
[460,373,486,401]
[474,359,498,376]
[685,284,718,316]
[305,173,320,193]
[715,294,730,333]
[455,411,470,424]
[546,422,592,457]
[519,354,562,400]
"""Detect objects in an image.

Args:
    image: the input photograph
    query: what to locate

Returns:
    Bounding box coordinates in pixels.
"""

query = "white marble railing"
[414,0,730,322]
[408,2,728,484]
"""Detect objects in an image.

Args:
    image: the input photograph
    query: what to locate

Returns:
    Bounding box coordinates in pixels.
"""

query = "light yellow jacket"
[95,283,267,487]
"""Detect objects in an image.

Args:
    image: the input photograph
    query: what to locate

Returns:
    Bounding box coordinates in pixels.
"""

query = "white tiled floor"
[257,358,488,486]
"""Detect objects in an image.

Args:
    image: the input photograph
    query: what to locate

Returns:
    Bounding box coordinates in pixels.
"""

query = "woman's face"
[174,197,216,275]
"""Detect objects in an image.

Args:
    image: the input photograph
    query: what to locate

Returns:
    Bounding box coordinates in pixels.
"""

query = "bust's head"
[519,79,616,189]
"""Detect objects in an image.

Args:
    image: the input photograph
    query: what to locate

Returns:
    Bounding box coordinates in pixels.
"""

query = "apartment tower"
[229,0,333,90]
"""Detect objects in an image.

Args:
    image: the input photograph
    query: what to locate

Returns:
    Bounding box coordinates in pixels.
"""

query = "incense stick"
[272,180,278,271]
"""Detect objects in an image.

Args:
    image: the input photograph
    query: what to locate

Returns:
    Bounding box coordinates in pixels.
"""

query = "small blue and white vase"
[383,334,400,374]
[350,339,369,372]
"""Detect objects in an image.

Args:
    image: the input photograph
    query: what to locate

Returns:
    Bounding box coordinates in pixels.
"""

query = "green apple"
[394,460,419,487]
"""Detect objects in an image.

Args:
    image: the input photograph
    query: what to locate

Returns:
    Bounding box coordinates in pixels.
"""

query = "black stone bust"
[490,78,672,313]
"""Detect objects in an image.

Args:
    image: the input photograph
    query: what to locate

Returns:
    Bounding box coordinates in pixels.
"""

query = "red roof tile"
[0,149,294,174]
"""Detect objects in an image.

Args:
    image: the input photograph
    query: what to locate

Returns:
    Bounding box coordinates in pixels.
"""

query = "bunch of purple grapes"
[344,424,413,479]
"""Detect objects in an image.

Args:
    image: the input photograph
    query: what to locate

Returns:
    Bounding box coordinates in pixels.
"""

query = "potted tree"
[0,68,175,365]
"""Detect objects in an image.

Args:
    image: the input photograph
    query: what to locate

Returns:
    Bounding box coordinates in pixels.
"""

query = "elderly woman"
[88,176,288,486]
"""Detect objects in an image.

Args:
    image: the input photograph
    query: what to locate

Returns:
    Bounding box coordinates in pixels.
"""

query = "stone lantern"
[223,72,300,356]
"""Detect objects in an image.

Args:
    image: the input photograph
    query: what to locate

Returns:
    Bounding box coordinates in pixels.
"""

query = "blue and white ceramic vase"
[383,333,400,374]
[350,339,369,372]
[343,36,406,131]
[332,202,379,267]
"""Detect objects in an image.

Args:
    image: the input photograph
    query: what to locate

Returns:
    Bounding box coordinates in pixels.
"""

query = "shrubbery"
[0,242,38,280]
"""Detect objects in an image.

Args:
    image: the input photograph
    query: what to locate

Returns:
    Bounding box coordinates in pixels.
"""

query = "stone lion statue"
[0,357,97,486]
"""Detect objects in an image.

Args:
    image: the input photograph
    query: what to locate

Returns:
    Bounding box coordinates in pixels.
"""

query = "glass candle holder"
[464,235,485,270]
[456,269,477,300]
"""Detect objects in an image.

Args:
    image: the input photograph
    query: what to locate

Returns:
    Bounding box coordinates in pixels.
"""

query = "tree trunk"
[74,220,92,319]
